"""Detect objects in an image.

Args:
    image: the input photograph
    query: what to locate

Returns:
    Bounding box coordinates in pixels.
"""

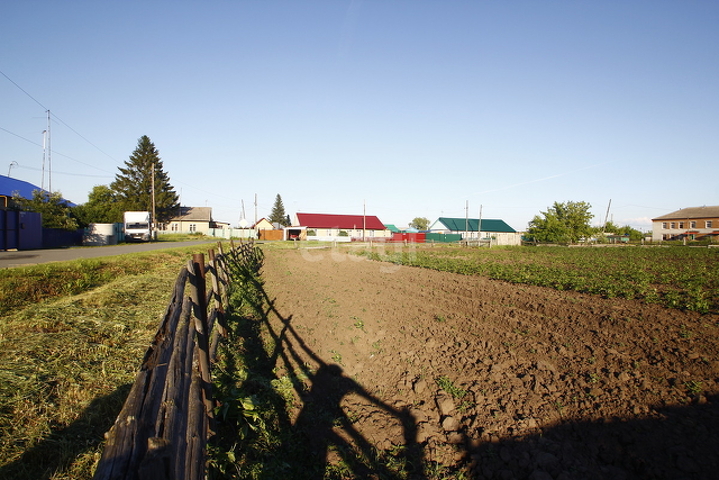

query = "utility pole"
[363,200,366,242]
[47,110,52,192]
[465,200,469,242]
[41,129,47,190]
[151,163,156,240]
[254,193,258,225]
[478,204,483,246]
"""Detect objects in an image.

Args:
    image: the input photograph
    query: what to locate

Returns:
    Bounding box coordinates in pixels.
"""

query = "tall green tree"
[110,136,179,223]
[268,194,289,226]
[13,190,79,230]
[73,185,125,226]
[527,201,594,244]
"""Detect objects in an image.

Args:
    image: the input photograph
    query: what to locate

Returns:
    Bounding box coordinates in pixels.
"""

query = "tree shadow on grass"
[0,383,131,480]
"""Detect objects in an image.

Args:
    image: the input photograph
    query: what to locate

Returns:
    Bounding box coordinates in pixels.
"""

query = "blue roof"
[0,175,75,206]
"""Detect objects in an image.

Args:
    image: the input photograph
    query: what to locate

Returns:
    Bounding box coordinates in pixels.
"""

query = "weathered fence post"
[187,255,215,430]
[94,242,262,480]
[208,248,227,337]
[216,242,231,311]
[93,266,190,480]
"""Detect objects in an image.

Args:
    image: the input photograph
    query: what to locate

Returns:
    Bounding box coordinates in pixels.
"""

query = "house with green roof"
[428,217,521,245]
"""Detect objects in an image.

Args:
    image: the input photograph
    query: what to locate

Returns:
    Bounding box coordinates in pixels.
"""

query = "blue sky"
[2,1,717,231]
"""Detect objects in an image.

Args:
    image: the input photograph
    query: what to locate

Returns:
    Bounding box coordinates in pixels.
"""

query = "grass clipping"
[0,251,195,480]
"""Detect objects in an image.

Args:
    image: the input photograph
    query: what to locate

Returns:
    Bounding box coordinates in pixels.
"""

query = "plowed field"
[258,246,719,479]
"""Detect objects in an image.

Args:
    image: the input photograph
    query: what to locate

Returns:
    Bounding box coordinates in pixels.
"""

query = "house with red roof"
[287,212,391,242]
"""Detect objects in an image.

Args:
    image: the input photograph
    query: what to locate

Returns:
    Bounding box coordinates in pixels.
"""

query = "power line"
[1,69,121,167]
[50,113,121,165]
[14,164,113,179]
[0,126,37,145]
[3,71,245,206]
[0,69,47,110]
[1,125,117,176]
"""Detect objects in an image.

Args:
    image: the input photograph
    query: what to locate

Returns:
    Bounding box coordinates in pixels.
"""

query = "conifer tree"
[268,194,289,226]
[111,136,179,223]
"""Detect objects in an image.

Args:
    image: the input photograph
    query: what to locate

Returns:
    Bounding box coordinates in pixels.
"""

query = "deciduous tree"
[410,217,430,230]
[595,221,644,242]
[527,201,593,244]
[13,190,78,230]
[73,185,124,226]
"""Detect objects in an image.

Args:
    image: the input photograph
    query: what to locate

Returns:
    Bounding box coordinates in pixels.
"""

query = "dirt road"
[259,245,719,479]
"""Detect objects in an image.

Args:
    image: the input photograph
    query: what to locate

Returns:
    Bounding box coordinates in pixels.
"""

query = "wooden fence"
[93,240,262,480]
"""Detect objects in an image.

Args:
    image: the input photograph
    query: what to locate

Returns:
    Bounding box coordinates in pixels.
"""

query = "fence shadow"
[0,384,131,480]
[215,277,427,480]
[222,274,719,480]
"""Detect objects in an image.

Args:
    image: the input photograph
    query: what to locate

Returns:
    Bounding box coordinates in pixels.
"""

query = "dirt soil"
[258,246,719,480]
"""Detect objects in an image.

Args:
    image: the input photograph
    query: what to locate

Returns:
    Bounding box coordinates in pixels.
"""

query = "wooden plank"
[187,256,215,430]
[94,266,189,480]
[153,295,193,480]
[184,349,207,480]
[94,240,265,480]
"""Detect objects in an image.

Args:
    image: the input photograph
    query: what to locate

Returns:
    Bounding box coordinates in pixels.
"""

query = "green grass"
[0,244,226,480]
[358,244,719,313]
[0,247,207,316]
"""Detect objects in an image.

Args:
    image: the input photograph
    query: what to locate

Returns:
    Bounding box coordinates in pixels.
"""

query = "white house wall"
[428,219,447,233]
[652,221,718,242]
[305,228,391,241]
[167,221,211,234]
[492,232,522,246]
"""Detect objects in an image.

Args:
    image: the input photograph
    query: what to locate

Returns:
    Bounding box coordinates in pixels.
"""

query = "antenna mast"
[47,110,52,192]
[41,129,47,190]
[602,199,612,232]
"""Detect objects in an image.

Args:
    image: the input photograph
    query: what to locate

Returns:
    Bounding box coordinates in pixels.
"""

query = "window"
[679,222,684,229]
[707,221,714,228]
[171,223,179,232]
[662,222,668,229]
[691,221,697,228]
[189,224,197,233]
[670,222,676,229]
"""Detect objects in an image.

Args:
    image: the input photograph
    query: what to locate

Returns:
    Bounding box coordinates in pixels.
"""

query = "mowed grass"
[0,246,216,479]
